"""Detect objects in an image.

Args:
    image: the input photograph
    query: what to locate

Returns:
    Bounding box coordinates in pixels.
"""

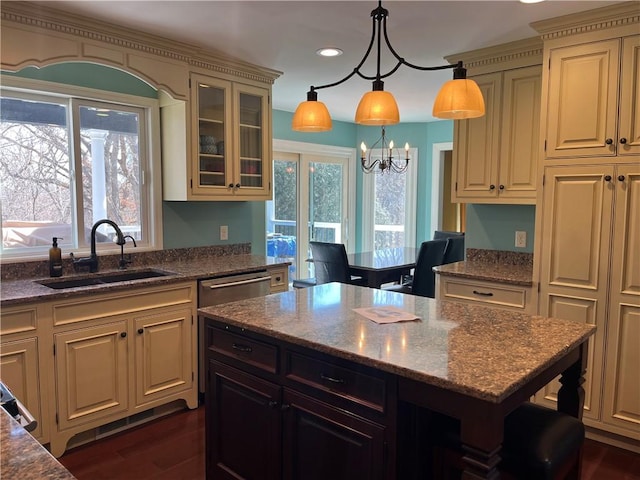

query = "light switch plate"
[220,225,228,241]
[515,231,526,248]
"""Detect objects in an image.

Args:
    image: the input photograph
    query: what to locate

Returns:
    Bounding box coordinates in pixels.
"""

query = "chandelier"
[361,127,409,174]
[291,1,485,132]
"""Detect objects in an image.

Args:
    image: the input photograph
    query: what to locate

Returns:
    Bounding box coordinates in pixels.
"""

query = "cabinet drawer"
[285,351,386,413]
[441,277,531,312]
[269,267,288,293]
[0,307,37,335]
[207,326,277,374]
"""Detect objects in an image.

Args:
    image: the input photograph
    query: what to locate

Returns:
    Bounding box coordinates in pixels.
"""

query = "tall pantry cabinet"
[532,3,640,447]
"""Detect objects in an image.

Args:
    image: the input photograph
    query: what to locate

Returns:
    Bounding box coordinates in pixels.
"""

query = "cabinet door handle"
[605,138,614,145]
[619,138,627,144]
[120,331,127,338]
[228,183,234,189]
[232,343,252,353]
[320,373,345,384]
[489,184,496,190]
[235,183,241,189]
[281,403,291,411]
[275,276,281,282]
[137,328,144,335]
[472,290,494,297]
[604,175,612,182]
[499,184,505,190]
[268,401,278,408]
[618,175,625,182]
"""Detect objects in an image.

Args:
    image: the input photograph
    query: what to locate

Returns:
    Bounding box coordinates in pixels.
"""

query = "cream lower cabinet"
[0,304,50,444]
[536,164,640,443]
[452,64,541,204]
[49,282,198,457]
[268,264,289,293]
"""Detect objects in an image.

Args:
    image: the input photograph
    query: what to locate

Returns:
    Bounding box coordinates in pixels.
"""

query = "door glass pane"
[239,93,262,188]
[0,97,72,251]
[198,83,226,187]
[267,159,298,280]
[310,162,343,243]
[78,105,142,243]
[374,173,406,248]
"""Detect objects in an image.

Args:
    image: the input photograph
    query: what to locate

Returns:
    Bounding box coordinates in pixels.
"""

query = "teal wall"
[6,63,536,255]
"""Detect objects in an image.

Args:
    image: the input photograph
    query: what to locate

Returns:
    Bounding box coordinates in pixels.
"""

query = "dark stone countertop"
[0,254,290,307]
[433,249,534,286]
[0,408,76,480]
[199,283,595,404]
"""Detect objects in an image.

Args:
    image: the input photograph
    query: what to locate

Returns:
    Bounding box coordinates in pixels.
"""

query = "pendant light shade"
[432,78,485,120]
[355,90,400,125]
[291,93,332,132]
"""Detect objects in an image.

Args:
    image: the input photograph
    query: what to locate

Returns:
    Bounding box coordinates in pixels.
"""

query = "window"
[0,79,160,258]
[361,147,418,250]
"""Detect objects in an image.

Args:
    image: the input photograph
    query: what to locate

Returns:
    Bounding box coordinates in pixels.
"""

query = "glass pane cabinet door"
[192,76,232,192]
[239,92,263,188]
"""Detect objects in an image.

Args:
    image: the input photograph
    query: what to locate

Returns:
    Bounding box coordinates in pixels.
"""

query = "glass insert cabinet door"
[191,74,271,199]
[193,75,232,191]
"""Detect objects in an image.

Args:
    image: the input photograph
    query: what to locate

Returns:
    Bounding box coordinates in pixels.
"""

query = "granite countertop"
[0,408,76,479]
[199,283,594,404]
[433,260,533,286]
[0,254,289,307]
[433,248,534,286]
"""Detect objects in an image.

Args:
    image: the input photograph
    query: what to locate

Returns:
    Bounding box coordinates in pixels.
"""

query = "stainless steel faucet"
[72,219,126,273]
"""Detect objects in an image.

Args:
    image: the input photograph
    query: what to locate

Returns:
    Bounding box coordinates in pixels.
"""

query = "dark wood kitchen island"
[199,283,595,480]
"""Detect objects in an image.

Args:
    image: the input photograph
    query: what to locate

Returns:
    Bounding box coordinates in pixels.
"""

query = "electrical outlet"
[515,231,527,248]
[220,225,228,241]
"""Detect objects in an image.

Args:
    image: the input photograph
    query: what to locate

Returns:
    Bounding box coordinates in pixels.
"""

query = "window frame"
[0,75,163,261]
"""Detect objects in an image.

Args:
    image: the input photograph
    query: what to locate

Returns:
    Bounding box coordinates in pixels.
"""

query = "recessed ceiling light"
[316,48,343,57]
[520,0,545,3]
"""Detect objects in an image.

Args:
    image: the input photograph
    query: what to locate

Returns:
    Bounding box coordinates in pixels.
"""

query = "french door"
[267,140,356,282]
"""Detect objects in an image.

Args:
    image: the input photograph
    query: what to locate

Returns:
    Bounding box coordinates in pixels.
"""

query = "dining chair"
[309,241,366,286]
[433,230,465,240]
[384,239,449,298]
[442,235,465,264]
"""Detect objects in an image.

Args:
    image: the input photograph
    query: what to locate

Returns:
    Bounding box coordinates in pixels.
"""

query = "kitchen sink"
[38,269,174,289]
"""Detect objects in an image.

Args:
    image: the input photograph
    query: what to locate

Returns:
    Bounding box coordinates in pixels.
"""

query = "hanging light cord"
[307,1,465,97]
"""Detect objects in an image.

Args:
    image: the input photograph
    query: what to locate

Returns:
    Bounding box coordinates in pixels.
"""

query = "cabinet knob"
[280,404,291,412]
[605,138,614,145]
[228,183,234,189]
[604,175,612,182]
[618,175,625,182]
[489,184,496,190]
[275,276,281,282]
[268,401,278,408]
[499,184,505,190]
[120,332,127,338]
[620,138,627,144]
[138,328,144,335]
[235,183,241,189]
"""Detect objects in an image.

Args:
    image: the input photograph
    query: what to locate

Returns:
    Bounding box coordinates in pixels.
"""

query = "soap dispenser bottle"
[49,237,63,277]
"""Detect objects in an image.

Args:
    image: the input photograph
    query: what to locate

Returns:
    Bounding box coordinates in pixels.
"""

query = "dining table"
[347,246,419,288]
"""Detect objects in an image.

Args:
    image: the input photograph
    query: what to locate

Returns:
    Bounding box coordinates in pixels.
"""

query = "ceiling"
[34,0,617,123]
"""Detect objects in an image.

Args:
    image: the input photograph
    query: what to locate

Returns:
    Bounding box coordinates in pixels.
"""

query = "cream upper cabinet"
[545,35,640,159]
[190,73,272,200]
[452,65,541,204]
[536,164,640,439]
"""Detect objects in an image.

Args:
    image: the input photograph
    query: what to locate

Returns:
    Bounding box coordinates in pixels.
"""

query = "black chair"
[442,235,465,265]
[433,230,465,240]
[384,239,449,298]
[431,402,585,480]
[309,241,366,286]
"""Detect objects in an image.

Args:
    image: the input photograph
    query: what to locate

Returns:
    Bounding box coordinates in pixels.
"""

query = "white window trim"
[361,147,418,250]
[272,139,357,254]
[0,75,163,261]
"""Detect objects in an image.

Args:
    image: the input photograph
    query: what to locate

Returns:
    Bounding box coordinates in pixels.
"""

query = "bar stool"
[432,402,585,480]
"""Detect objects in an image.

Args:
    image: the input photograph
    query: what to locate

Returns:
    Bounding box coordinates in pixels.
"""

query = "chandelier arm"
[310,9,379,93]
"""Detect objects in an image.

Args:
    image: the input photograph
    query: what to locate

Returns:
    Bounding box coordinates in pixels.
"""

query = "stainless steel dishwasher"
[198,270,272,393]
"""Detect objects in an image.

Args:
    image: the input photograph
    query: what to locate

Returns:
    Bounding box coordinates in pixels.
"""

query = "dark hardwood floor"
[59,406,640,479]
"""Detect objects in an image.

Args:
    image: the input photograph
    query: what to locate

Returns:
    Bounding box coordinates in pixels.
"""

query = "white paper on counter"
[353,306,420,324]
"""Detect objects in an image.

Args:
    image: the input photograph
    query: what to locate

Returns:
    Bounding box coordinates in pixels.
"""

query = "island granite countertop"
[0,408,76,480]
[198,283,594,404]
